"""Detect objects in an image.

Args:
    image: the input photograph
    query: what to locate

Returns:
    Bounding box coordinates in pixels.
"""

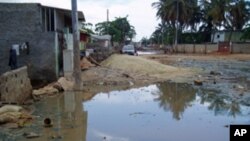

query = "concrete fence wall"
[232,43,250,53]
[176,44,218,54]
[0,66,32,104]
[175,43,250,54]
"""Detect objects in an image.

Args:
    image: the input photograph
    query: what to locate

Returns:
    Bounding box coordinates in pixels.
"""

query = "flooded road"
[1,55,250,141]
[85,82,249,141]
[2,81,249,141]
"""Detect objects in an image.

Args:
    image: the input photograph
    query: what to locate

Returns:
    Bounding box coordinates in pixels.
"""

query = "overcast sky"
[0,0,159,41]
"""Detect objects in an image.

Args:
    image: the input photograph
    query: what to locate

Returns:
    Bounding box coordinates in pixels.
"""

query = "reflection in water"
[20,92,88,141]
[1,82,249,141]
[155,82,196,120]
[198,89,241,117]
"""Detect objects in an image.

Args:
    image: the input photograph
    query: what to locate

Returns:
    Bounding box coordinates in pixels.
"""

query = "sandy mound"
[101,54,178,74]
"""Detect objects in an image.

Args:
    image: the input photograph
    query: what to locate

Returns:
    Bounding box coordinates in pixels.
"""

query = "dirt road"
[80,54,250,105]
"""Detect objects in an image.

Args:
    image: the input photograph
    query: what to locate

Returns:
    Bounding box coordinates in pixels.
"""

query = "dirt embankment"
[81,54,195,93]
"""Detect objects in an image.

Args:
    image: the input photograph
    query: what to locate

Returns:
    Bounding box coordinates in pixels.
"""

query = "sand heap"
[101,54,179,75]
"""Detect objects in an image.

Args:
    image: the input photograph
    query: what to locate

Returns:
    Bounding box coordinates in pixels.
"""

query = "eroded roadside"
[1,54,250,140]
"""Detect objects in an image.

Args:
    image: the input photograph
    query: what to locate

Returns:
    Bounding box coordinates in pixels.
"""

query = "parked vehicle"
[121,45,137,55]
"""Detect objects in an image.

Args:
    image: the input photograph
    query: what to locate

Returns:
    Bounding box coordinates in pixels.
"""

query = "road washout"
[81,54,196,93]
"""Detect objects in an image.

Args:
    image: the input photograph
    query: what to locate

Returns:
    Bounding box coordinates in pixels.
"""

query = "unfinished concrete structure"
[0,66,32,104]
[0,3,85,84]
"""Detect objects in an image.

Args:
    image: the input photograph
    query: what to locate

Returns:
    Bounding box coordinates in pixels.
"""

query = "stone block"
[0,66,32,104]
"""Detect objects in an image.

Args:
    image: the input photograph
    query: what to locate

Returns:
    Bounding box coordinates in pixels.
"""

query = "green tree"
[150,22,175,45]
[81,22,95,34]
[226,0,250,40]
[201,0,250,41]
[226,0,250,30]
[141,37,150,46]
[152,0,199,46]
[95,16,136,44]
[152,0,198,29]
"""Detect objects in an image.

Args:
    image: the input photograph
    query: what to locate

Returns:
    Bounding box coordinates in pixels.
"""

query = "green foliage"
[141,37,150,46]
[180,32,210,44]
[152,0,199,29]
[95,16,136,44]
[81,22,95,34]
[149,22,175,45]
[152,0,250,43]
[241,26,250,40]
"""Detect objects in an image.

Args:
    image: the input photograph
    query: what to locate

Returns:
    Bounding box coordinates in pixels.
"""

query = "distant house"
[90,34,112,48]
[211,30,243,43]
[0,3,85,84]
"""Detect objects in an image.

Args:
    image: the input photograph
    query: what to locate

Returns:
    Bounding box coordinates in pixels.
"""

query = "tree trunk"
[228,30,233,42]
[71,0,82,90]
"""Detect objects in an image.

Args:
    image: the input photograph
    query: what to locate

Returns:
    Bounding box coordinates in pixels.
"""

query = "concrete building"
[211,30,243,43]
[0,3,85,84]
[90,34,112,48]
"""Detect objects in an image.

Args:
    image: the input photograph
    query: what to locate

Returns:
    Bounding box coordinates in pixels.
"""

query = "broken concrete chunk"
[32,86,59,96]
[57,77,73,91]
[80,57,95,70]
[52,82,64,92]
[23,132,40,139]
[233,84,246,91]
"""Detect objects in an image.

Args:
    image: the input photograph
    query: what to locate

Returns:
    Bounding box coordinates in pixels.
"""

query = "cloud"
[0,0,159,41]
[79,0,159,41]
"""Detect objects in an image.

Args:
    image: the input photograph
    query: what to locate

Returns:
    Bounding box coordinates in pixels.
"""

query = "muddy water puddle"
[2,82,249,141]
[85,83,250,141]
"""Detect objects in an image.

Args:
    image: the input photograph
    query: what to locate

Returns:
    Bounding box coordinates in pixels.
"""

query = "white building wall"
[212,32,225,43]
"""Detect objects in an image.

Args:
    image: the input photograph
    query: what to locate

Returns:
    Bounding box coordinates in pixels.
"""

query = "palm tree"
[227,0,250,30]
[226,0,250,41]
[152,0,198,49]
[208,0,230,28]
[155,82,196,120]
[152,0,197,29]
[199,0,230,42]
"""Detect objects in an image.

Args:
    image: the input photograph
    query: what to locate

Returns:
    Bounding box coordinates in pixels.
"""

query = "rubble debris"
[87,56,101,66]
[0,112,21,124]
[52,82,64,92]
[80,57,95,70]
[0,105,23,115]
[32,77,74,99]
[51,134,62,139]
[0,105,32,125]
[122,73,131,78]
[32,86,59,96]
[210,71,222,75]
[23,132,40,139]
[194,80,203,86]
[233,84,246,93]
[57,77,74,91]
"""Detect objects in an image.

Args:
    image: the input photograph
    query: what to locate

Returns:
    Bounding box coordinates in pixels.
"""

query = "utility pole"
[174,0,179,52]
[106,9,109,34]
[107,9,109,22]
[71,0,82,90]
